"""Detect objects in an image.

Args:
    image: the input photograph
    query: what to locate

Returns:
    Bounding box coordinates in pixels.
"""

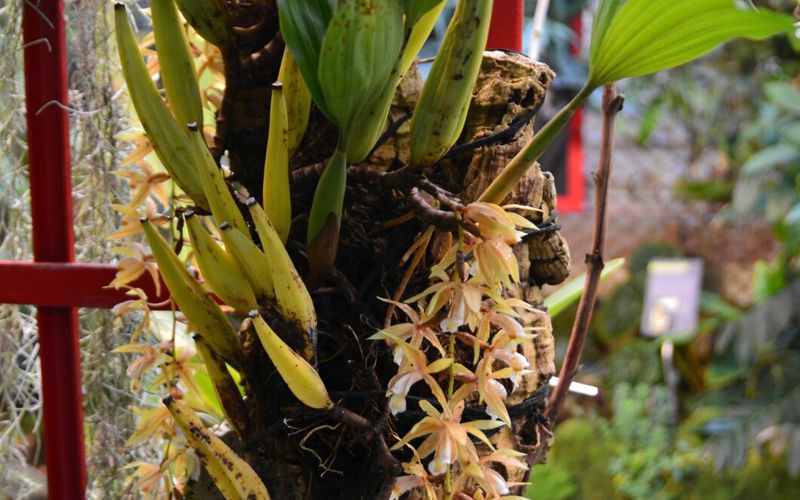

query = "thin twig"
[546,84,624,421]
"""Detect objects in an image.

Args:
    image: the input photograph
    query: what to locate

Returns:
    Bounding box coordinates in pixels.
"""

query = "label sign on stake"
[641,258,704,339]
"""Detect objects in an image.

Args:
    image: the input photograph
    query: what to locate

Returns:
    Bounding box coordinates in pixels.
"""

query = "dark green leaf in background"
[277,0,334,118]
[742,144,800,174]
[405,0,446,25]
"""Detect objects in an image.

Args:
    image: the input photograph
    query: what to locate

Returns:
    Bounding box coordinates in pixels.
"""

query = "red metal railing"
[1,2,525,498]
[560,13,586,213]
[488,0,525,52]
[21,0,84,496]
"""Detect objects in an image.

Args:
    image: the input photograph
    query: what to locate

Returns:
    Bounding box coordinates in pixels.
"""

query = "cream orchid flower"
[473,238,519,289]
[110,242,161,294]
[114,158,170,207]
[390,457,438,500]
[463,202,534,244]
[452,448,529,499]
[125,405,173,445]
[487,342,532,391]
[113,339,171,391]
[121,460,170,498]
[393,400,504,476]
[384,342,451,414]
[451,359,512,426]
[407,280,484,333]
[369,299,445,365]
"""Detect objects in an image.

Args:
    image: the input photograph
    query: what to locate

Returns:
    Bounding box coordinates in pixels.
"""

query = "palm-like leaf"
[589,0,796,86]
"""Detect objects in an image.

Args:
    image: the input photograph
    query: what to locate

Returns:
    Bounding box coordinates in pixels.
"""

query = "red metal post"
[560,14,586,213]
[488,0,525,52]
[0,262,168,309]
[22,0,87,497]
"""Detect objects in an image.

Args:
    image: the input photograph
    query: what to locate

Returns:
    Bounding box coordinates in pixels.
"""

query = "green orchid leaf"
[277,0,334,118]
[401,1,446,76]
[307,149,347,244]
[589,0,796,86]
[406,0,446,25]
[317,0,405,138]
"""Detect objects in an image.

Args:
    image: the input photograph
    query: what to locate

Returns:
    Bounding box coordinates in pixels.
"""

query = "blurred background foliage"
[525,0,800,498]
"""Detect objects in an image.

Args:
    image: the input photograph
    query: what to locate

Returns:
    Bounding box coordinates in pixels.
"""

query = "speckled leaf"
[317,0,404,138]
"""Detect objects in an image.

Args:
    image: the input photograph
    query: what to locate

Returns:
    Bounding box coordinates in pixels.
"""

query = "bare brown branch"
[546,84,624,421]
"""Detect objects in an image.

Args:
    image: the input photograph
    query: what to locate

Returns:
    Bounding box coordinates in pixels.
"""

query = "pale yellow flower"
[487,336,532,391]
[473,238,519,289]
[126,405,173,446]
[453,448,529,499]
[370,300,445,364]
[451,359,511,427]
[392,400,503,476]
[390,459,437,500]
[121,460,169,498]
[114,160,170,207]
[152,344,203,397]
[109,242,161,294]
[463,202,534,244]
[407,280,484,333]
[114,342,161,391]
[108,199,167,240]
[384,343,451,414]
[115,129,153,166]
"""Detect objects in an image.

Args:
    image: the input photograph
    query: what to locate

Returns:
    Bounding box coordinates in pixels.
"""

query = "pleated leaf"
[589,0,796,86]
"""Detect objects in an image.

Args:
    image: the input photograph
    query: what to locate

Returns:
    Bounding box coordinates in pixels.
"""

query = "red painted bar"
[488,0,525,52]
[22,0,86,496]
[561,105,585,212]
[0,261,168,309]
[559,14,586,213]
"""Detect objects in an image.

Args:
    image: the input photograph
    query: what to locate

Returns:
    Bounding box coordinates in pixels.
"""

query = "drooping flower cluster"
[375,202,544,499]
